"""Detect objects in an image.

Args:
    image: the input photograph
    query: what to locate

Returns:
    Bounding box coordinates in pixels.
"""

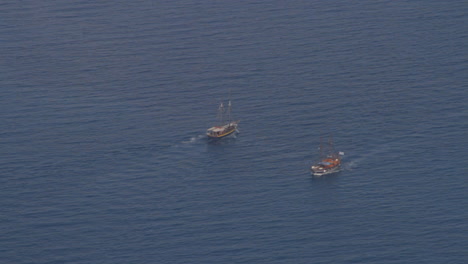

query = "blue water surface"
[1,1,467,263]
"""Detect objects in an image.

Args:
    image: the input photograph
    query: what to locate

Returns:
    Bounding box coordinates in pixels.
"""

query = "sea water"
[1,1,467,263]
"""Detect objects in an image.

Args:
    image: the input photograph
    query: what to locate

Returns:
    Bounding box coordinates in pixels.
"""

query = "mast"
[328,135,334,153]
[328,134,338,158]
[217,102,224,126]
[227,100,231,123]
[319,136,324,159]
[227,89,232,123]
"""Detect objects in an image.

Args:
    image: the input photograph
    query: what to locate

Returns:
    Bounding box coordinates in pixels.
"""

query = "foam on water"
[182,134,206,144]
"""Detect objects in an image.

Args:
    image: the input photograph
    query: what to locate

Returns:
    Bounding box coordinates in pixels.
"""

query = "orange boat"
[311,136,344,176]
[206,100,239,140]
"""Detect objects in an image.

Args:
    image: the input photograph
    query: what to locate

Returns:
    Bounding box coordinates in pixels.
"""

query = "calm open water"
[1,1,467,263]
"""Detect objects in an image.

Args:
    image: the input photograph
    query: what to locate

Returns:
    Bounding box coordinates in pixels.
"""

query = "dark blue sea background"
[1,1,467,263]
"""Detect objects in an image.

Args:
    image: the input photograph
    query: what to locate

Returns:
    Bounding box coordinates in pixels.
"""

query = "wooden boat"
[311,136,344,176]
[206,100,239,139]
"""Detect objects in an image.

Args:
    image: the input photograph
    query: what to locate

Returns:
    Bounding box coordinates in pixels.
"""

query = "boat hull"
[311,165,341,176]
[206,122,239,139]
[207,127,237,139]
[311,157,342,176]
